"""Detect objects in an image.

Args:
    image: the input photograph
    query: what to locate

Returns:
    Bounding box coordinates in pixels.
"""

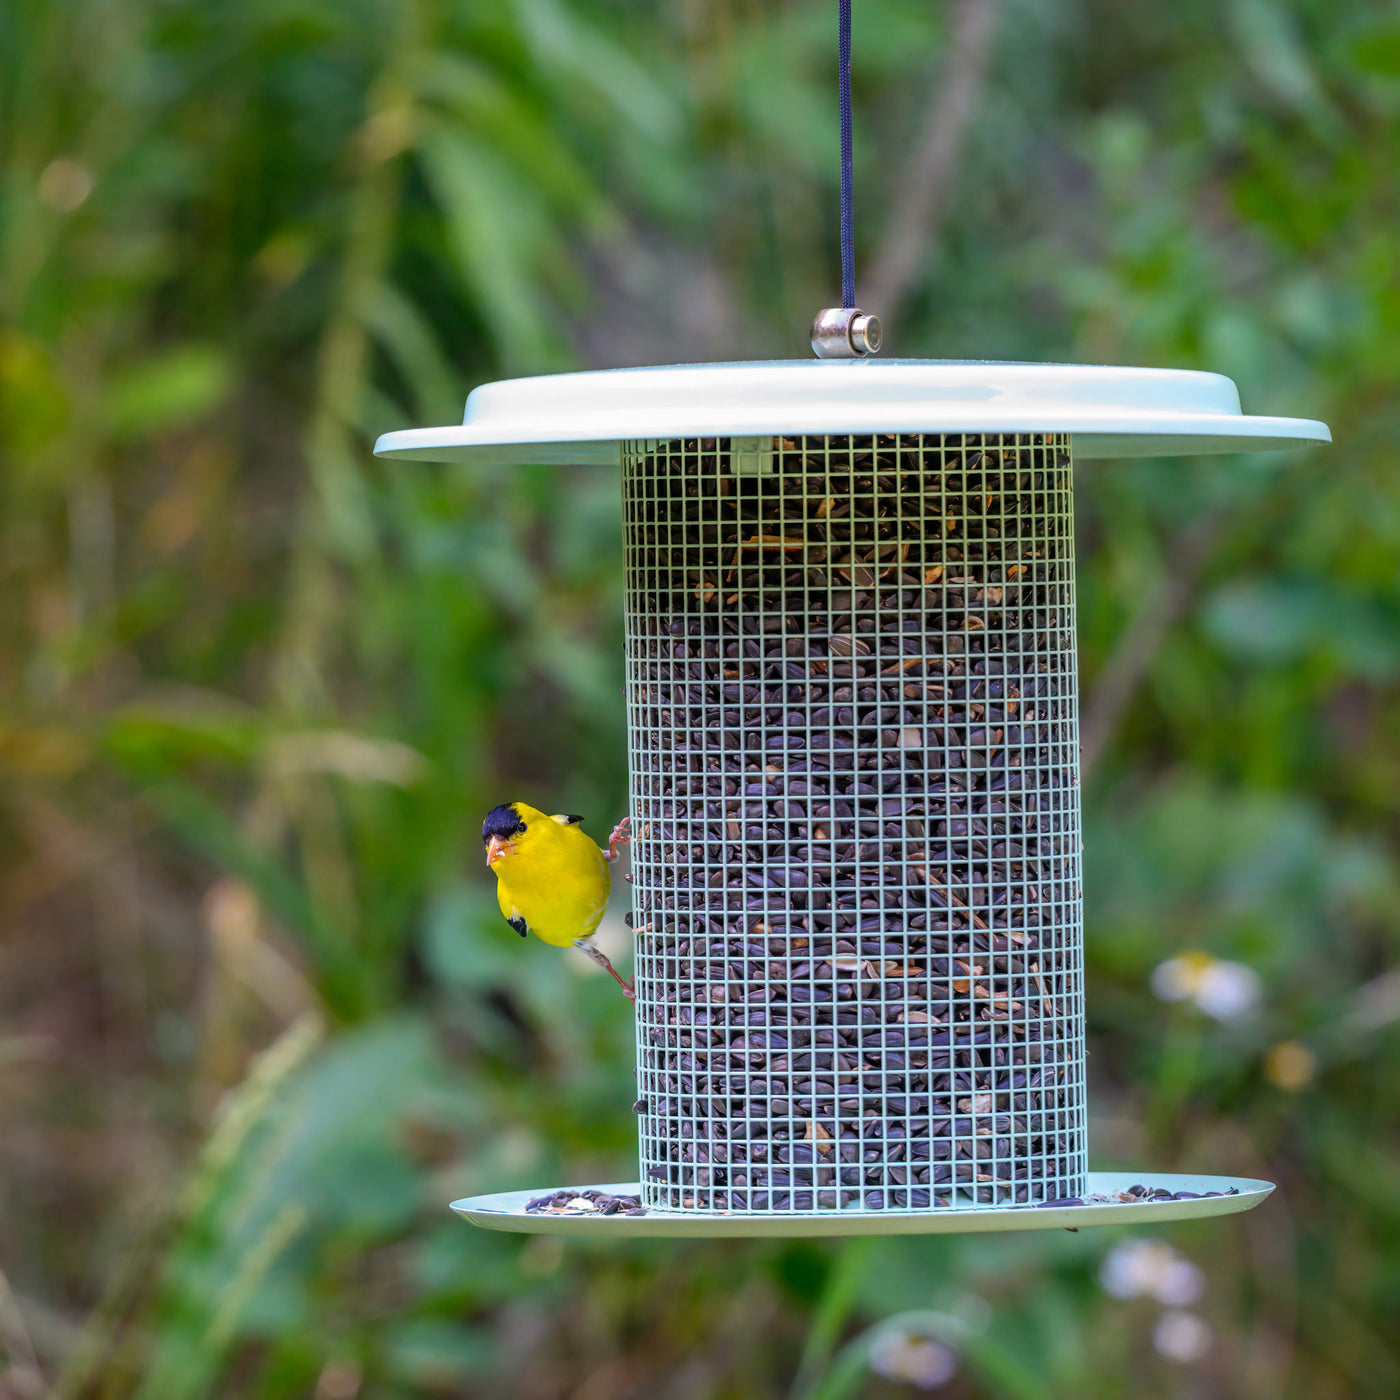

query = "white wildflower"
[1151,951,1261,1021]
[868,1331,958,1390]
[38,158,93,212]
[1153,1310,1212,1362]
[1099,1239,1205,1307]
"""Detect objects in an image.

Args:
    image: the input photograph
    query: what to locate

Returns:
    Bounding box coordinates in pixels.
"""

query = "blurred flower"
[37,157,93,211]
[869,1330,958,1390]
[315,1360,362,1400]
[1265,1039,1317,1090]
[1100,1239,1205,1306]
[1152,1310,1212,1363]
[1151,950,1261,1021]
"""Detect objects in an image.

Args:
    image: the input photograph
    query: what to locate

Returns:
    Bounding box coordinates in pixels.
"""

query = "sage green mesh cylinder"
[623,433,1085,1213]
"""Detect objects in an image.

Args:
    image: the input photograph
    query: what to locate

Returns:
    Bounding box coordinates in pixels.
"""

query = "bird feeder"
[376,360,1327,1237]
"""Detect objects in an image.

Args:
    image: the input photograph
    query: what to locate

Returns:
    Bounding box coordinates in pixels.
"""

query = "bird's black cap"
[482,803,526,844]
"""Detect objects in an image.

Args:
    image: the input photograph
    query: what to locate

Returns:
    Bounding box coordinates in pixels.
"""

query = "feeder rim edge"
[373,359,1329,464]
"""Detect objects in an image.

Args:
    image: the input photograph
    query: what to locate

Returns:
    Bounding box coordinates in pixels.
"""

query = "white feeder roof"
[373,359,1330,466]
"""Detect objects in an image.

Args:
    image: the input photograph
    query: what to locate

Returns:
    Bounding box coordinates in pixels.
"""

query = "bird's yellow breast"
[492,806,611,947]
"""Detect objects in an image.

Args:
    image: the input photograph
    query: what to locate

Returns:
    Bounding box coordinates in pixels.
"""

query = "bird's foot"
[606,815,632,862]
[575,937,637,1008]
[606,962,637,1006]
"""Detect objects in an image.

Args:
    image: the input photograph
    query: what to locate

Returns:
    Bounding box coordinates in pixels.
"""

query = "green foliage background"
[2,1,1398,1396]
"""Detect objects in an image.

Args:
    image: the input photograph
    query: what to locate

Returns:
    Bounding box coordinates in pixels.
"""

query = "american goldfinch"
[482,801,634,1002]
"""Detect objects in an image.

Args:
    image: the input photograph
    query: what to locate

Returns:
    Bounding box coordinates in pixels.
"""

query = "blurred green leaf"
[1350,19,1400,76]
[101,344,233,439]
[422,881,519,990]
[1204,576,1400,676]
[383,1318,495,1387]
[0,329,70,453]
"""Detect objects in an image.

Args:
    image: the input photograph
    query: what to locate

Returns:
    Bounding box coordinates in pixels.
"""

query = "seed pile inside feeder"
[623,433,1085,1212]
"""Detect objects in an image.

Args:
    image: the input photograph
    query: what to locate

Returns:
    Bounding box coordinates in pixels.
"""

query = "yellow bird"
[482,801,634,1001]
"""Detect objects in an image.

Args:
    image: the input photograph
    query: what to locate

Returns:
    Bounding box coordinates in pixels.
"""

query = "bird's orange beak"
[486,835,513,866]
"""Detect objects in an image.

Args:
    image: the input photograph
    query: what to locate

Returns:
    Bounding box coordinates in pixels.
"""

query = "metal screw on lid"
[811,306,882,358]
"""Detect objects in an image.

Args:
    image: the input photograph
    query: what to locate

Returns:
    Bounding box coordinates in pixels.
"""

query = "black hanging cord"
[811,0,878,354]
[838,0,855,307]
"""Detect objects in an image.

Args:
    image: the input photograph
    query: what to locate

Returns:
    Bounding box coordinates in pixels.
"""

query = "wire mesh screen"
[623,433,1085,1213]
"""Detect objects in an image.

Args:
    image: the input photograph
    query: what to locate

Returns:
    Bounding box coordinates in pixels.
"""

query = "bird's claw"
[607,966,638,1007]
[606,815,632,862]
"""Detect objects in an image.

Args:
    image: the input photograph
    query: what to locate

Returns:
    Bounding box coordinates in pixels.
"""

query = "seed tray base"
[451,1171,1273,1238]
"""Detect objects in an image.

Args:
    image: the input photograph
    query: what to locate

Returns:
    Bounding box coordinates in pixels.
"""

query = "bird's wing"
[579,845,612,935]
[551,813,585,825]
[496,881,530,938]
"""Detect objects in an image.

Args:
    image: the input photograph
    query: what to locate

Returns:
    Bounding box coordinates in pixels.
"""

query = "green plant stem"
[788,1238,875,1400]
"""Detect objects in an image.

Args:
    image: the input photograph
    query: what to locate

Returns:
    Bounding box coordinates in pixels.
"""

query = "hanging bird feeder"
[376,361,1326,1238]
[374,3,1328,1238]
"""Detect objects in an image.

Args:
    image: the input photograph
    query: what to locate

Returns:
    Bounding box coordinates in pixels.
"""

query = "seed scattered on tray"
[1033,1184,1241,1208]
[524,1190,647,1217]
[624,433,1085,1212]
